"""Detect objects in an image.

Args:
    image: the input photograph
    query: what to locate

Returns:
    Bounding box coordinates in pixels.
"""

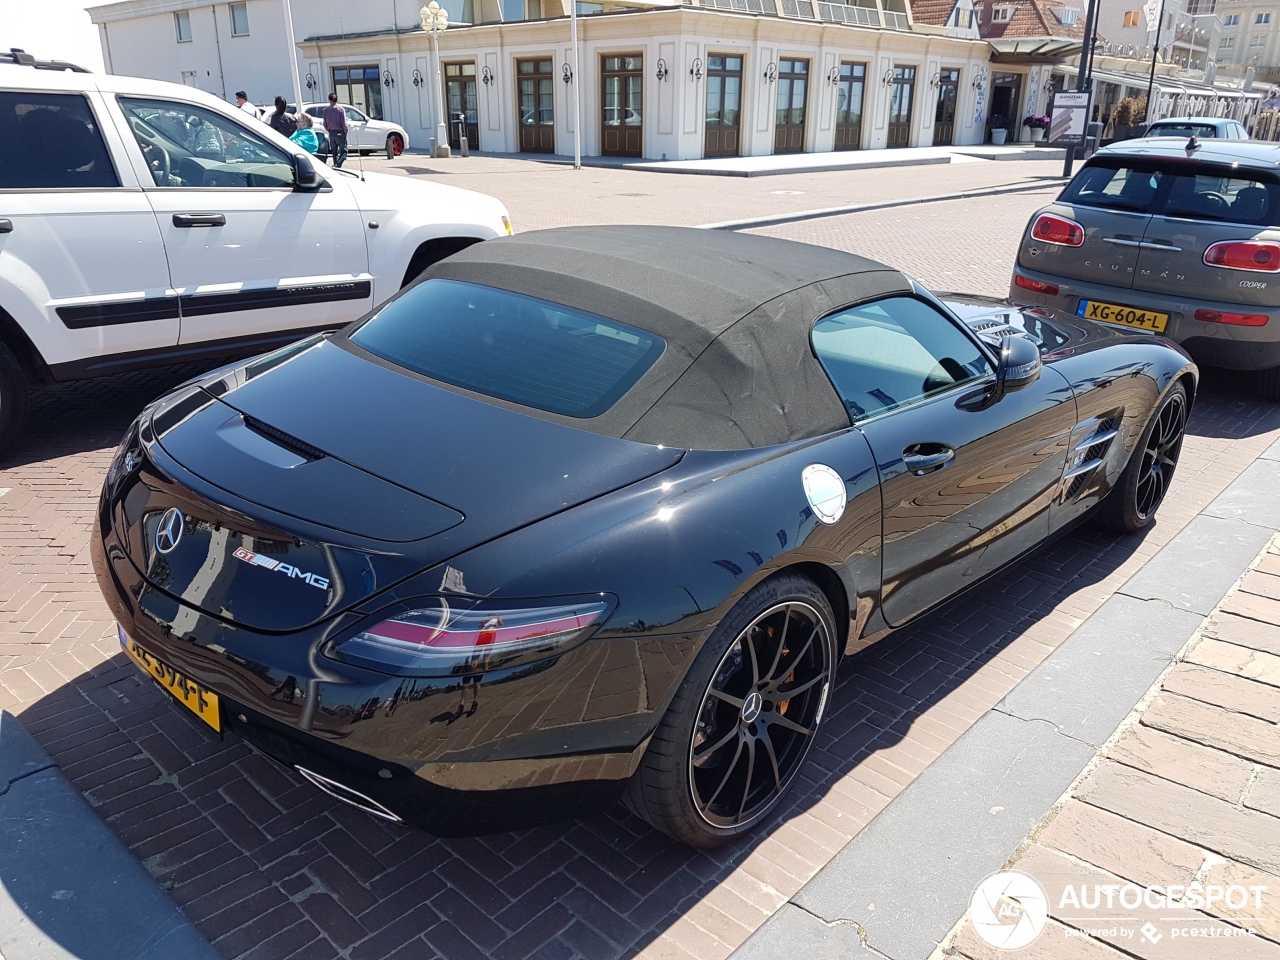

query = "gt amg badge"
[232,547,330,590]
[155,508,183,554]
[802,464,846,525]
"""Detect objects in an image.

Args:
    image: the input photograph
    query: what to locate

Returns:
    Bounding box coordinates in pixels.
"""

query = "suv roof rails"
[1,48,91,73]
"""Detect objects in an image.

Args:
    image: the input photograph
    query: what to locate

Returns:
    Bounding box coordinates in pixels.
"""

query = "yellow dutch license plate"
[118,627,221,732]
[1077,299,1169,333]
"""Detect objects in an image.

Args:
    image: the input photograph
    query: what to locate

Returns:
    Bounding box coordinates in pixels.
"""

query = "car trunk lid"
[123,339,684,631]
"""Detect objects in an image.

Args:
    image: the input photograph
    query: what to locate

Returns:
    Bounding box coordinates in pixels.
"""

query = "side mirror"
[995,334,1042,398]
[293,152,322,190]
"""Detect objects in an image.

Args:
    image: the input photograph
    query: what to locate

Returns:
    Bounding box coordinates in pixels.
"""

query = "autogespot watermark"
[968,871,1268,950]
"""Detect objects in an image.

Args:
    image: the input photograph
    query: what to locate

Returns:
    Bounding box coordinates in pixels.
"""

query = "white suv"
[0,52,512,449]
[293,103,410,157]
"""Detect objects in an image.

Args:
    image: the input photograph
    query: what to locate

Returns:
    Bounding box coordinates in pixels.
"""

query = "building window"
[526,0,542,15]
[1257,11,1272,23]
[332,65,384,119]
[174,10,192,42]
[229,2,250,36]
[1250,33,1267,46]
[991,5,1015,21]
[1122,9,1140,26]
[1223,13,1239,24]
[1220,35,1235,49]
[1056,7,1077,24]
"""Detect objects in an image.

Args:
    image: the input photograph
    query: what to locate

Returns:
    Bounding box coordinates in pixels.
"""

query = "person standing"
[321,93,349,168]
[235,91,262,120]
[266,96,296,139]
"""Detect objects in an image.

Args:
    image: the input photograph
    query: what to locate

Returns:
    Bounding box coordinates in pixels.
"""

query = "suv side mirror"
[994,334,1042,399]
[292,152,322,191]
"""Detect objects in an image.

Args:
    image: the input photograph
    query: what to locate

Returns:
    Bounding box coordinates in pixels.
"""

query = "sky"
[1,0,105,72]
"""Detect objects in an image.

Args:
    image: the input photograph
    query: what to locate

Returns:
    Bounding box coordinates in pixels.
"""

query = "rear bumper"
[90,506,673,835]
[1010,264,1280,372]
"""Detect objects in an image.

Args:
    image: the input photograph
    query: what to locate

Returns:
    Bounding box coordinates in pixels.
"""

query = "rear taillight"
[1015,274,1060,296]
[1203,240,1280,272]
[1030,213,1085,247]
[1194,309,1269,327]
[334,597,611,675]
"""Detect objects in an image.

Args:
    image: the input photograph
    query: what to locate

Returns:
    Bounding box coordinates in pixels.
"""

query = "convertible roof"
[423,225,914,449]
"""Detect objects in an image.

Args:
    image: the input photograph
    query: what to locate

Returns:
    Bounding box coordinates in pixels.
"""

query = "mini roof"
[422,226,914,449]
[1096,138,1280,170]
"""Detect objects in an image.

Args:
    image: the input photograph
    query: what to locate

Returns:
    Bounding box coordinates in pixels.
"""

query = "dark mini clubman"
[94,227,1195,847]
[1011,138,1280,399]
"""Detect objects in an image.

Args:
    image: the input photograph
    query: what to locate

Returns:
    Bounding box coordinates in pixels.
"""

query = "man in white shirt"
[235,91,262,120]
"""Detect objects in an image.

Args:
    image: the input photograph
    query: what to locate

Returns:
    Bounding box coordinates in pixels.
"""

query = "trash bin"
[1086,121,1103,157]
[450,112,469,157]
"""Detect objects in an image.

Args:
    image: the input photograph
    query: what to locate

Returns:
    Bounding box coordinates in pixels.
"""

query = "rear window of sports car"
[349,278,665,418]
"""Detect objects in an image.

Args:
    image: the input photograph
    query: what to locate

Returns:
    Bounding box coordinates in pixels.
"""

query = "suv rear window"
[0,92,117,189]
[349,279,665,418]
[1060,162,1163,212]
[1147,123,1219,138]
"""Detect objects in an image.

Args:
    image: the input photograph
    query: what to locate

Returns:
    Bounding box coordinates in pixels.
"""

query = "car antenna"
[1186,134,1200,153]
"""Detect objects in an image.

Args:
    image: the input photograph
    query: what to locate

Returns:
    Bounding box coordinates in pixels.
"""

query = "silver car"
[1143,116,1250,139]
[1011,138,1280,399]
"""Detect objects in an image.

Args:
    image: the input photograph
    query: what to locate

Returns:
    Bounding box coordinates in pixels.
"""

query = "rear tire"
[1097,382,1187,534]
[625,571,837,848]
[0,341,29,454]
[1251,366,1280,403]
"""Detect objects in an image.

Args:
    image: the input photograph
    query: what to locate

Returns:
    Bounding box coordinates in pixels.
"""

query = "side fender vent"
[1063,415,1120,501]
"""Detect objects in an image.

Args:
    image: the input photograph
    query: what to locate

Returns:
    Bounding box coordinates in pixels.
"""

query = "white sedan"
[293,103,410,157]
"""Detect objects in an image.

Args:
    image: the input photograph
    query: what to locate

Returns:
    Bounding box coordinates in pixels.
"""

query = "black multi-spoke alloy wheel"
[1099,382,1187,534]
[626,572,837,847]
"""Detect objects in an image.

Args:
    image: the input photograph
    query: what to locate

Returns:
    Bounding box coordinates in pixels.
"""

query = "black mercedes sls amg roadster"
[93,226,1197,847]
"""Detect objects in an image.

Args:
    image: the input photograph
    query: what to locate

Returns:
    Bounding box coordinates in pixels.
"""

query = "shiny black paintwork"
[91,294,1196,834]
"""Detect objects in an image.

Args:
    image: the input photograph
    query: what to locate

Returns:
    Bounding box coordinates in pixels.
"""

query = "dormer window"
[991,4,1015,21]
[1055,6,1077,24]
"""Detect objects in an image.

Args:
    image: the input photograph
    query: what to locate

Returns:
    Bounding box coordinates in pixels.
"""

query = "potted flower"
[1023,114,1050,142]
[988,114,1010,144]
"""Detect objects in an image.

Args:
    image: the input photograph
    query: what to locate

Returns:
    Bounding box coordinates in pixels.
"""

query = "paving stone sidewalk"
[946,532,1280,960]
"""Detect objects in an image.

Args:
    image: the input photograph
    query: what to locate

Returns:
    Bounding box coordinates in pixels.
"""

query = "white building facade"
[89,0,998,158]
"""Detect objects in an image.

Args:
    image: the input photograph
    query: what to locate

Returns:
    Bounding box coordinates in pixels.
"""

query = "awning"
[1056,64,1263,99]
[988,37,1083,60]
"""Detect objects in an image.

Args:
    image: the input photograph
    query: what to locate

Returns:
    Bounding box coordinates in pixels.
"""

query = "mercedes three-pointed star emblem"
[155,507,184,555]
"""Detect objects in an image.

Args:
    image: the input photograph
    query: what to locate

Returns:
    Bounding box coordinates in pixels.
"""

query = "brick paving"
[2,168,1279,959]
[945,534,1280,960]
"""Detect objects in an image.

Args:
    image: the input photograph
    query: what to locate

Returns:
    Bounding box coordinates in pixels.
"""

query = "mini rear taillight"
[1030,213,1085,247]
[335,597,611,675]
[1203,240,1280,273]
[1015,274,1060,296]
[1193,309,1269,327]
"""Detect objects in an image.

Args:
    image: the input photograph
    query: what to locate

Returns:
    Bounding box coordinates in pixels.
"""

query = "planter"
[1029,127,1045,142]
[990,128,1008,145]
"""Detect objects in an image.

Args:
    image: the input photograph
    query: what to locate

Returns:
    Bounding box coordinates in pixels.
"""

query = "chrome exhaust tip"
[295,766,403,823]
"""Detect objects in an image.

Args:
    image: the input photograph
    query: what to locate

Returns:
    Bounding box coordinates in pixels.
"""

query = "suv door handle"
[0,219,11,234]
[903,444,955,475]
[172,213,226,228]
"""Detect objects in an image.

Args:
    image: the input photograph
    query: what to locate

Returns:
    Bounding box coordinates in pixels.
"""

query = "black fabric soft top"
[421,225,914,450]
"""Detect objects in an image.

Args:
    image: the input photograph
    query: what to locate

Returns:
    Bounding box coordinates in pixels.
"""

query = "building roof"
[415,226,914,449]
[910,0,959,26]
[978,0,1086,39]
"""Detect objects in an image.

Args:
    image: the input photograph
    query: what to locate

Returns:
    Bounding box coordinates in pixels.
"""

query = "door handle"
[903,444,955,476]
[172,213,226,228]
[0,219,11,234]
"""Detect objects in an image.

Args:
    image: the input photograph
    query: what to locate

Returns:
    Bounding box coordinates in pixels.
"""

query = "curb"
[696,179,1063,232]
[0,710,220,960]
[731,439,1280,960]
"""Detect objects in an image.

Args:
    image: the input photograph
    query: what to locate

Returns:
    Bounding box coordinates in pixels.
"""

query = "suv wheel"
[0,342,29,453]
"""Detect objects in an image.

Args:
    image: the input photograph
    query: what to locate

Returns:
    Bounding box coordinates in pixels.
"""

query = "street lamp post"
[420,2,450,157]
